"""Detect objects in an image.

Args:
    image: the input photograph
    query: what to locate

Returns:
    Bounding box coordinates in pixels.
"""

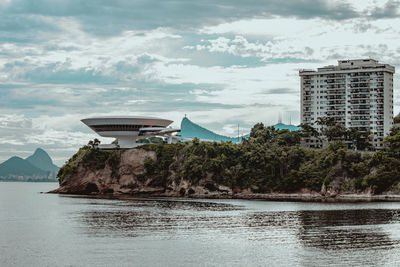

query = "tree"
[93,138,100,146]
[347,128,372,151]
[111,139,120,148]
[88,138,101,149]
[250,122,265,138]
[394,113,400,124]
[249,124,278,144]
[87,140,94,147]
[325,123,347,142]
[275,129,301,146]
[316,117,336,128]
[385,126,400,157]
[300,123,321,148]
[316,116,347,142]
[300,123,319,139]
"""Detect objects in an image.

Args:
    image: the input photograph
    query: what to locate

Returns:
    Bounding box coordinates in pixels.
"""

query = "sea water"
[1,182,400,266]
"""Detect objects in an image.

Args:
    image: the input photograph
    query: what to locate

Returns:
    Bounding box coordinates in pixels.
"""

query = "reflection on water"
[77,198,400,250]
[79,199,246,238]
[74,199,400,266]
[3,183,400,266]
[297,209,400,250]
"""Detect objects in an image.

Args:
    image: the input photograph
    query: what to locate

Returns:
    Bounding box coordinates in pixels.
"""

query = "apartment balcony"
[351,102,370,106]
[350,85,370,89]
[327,97,346,100]
[350,73,370,77]
[351,94,369,98]
[351,112,370,115]
[350,122,370,126]
[350,89,370,93]
[327,90,346,94]
[350,116,369,120]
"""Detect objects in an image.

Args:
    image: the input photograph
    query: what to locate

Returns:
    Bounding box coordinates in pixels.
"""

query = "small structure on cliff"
[177,117,300,143]
[81,117,180,148]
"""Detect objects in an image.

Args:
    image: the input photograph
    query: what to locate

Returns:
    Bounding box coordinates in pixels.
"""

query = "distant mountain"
[26,148,59,173]
[0,156,47,176]
[0,148,59,182]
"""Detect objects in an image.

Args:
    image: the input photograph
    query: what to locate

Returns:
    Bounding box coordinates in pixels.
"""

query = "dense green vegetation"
[300,117,372,150]
[58,120,400,195]
[57,143,120,184]
[140,122,400,194]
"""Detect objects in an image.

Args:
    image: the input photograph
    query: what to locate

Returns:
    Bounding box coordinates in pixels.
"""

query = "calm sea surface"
[2,182,400,266]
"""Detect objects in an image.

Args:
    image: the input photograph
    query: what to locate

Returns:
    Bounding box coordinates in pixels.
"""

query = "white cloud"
[1,1,400,164]
[198,17,400,63]
[151,62,303,105]
[0,113,113,164]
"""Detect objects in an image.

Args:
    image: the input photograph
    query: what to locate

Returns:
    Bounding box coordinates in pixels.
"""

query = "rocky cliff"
[52,147,236,197]
[51,144,400,202]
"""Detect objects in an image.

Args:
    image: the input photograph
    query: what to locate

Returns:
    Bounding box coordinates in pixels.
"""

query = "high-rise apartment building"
[299,59,394,149]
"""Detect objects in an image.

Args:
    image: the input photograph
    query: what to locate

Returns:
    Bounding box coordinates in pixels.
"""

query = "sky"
[1,0,400,166]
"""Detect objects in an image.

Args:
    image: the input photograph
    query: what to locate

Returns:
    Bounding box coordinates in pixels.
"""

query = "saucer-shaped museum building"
[81,117,180,148]
[82,116,300,149]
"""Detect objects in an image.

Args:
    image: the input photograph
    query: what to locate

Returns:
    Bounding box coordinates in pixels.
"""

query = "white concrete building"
[81,117,180,148]
[299,59,395,149]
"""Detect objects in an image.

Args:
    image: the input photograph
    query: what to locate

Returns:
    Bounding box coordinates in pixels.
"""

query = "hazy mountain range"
[0,148,59,182]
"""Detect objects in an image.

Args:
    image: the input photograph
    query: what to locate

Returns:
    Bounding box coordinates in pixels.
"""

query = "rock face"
[53,148,237,197]
[52,147,400,202]
[54,149,150,194]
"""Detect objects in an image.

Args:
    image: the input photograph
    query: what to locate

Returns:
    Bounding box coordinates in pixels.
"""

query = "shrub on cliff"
[140,124,400,194]
[60,121,400,195]
[57,146,121,184]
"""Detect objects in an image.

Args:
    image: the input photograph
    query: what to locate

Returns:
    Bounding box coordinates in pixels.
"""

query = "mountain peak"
[34,147,46,153]
[28,148,52,163]
[33,148,49,156]
[26,148,59,172]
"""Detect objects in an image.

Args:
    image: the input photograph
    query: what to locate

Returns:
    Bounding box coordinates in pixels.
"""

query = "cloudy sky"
[1,0,400,165]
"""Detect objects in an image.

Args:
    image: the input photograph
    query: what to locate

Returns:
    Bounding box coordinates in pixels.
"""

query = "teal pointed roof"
[179,117,242,143]
[272,123,301,131]
[178,117,300,143]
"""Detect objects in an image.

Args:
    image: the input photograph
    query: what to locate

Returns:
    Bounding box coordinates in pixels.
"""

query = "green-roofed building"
[178,117,242,143]
[178,117,300,143]
[272,123,301,132]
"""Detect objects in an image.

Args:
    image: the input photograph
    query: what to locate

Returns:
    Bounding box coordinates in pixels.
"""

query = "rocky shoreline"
[49,188,400,203]
[51,147,400,202]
